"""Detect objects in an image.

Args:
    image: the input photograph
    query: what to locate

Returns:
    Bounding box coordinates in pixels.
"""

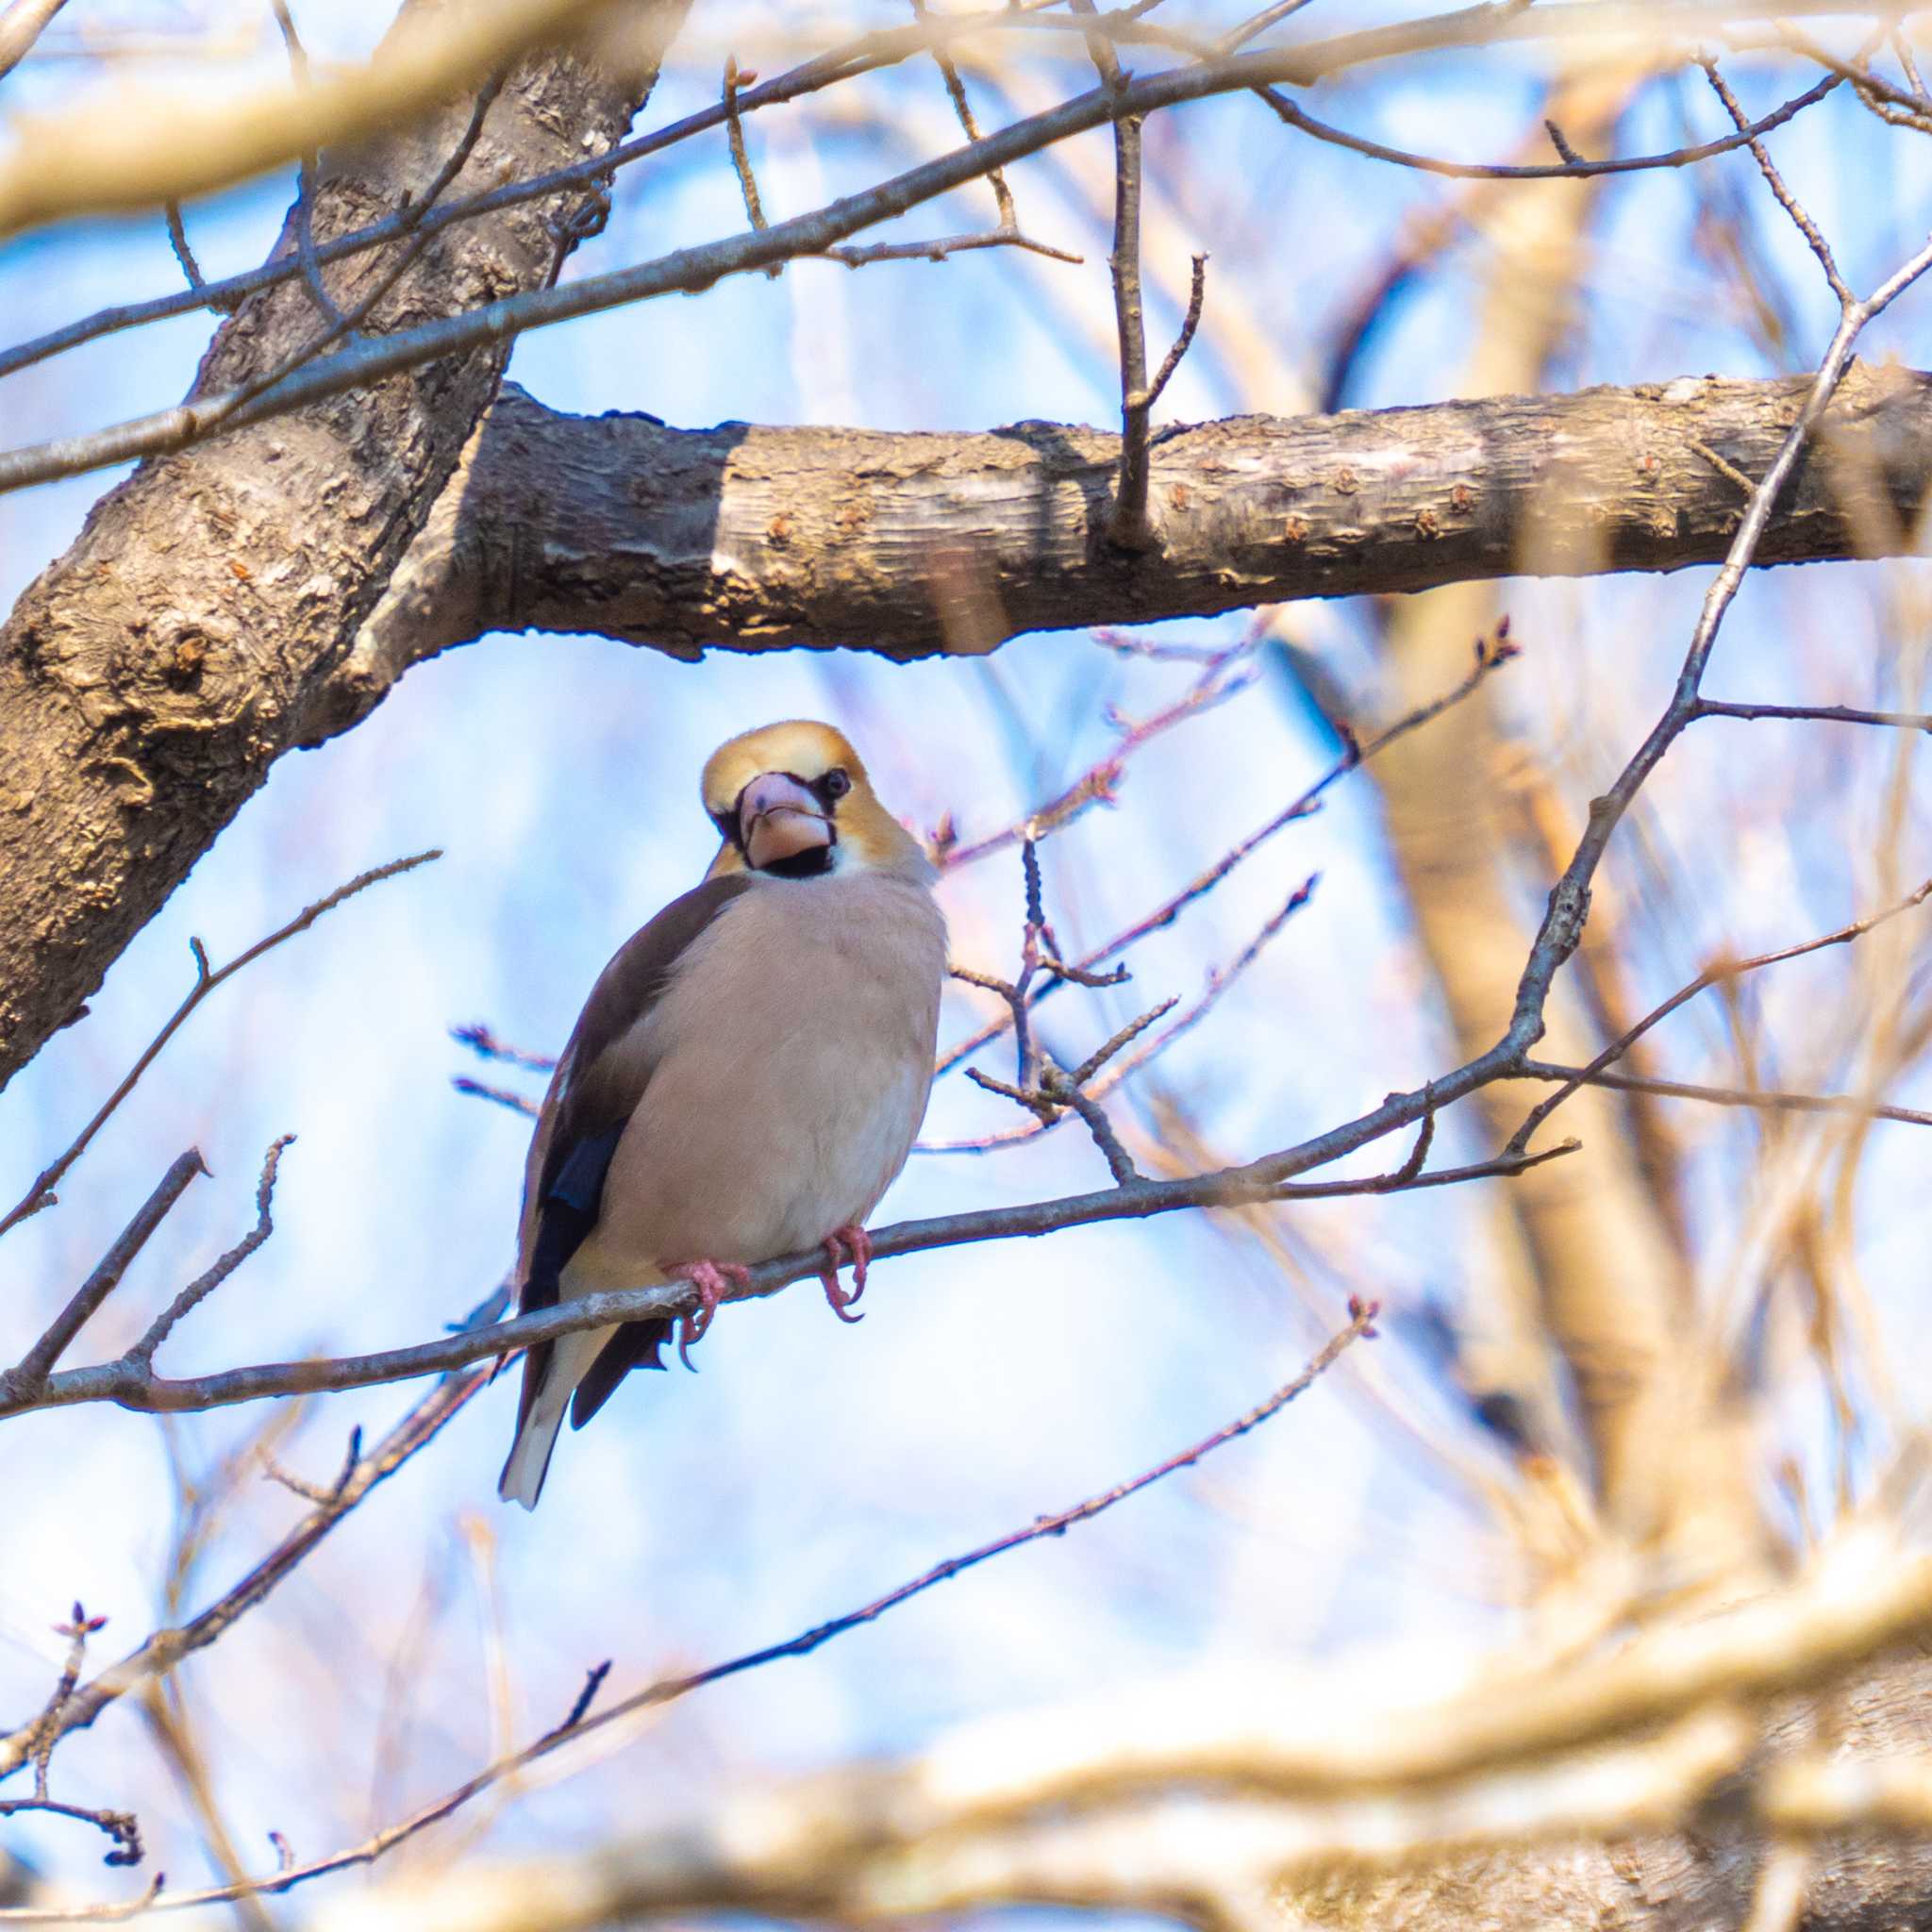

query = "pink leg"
[818,1224,873,1324]
[665,1259,753,1370]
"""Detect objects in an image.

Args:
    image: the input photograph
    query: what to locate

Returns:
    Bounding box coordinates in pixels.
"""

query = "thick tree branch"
[314,359,1932,741]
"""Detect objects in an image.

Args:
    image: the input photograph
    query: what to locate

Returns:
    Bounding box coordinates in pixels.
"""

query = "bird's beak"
[739,772,833,870]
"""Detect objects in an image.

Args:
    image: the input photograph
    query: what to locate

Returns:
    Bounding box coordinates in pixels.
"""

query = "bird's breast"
[583,874,946,1274]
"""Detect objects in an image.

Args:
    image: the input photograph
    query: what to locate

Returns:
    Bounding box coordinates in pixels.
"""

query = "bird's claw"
[818,1224,872,1324]
[667,1259,752,1370]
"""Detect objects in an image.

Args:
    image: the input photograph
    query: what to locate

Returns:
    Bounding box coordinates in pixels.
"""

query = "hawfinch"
[498,720,947,1507]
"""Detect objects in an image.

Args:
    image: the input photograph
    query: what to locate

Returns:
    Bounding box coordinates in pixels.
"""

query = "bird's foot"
[818,1224,872,1324]
[666,1259,753,1370]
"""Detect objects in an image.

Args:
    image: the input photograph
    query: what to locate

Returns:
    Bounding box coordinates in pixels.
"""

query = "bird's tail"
[497,1324,612,1509]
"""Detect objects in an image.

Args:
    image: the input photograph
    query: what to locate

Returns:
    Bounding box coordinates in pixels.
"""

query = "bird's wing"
[510,873,758,1438]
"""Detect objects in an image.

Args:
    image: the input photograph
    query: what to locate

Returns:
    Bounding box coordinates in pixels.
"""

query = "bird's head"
[701,720,931,883]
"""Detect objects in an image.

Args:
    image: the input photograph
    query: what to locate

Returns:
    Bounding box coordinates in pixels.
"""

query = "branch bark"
[0,0,691,1095]
[319,358,1932,737]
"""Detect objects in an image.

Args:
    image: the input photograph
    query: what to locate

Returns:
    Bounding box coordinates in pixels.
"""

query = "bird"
[498,719,948,1508]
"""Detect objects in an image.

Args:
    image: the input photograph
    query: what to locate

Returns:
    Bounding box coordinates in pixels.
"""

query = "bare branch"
[0,1354,492,1783]
[1509,876,1932,1153]
[1703,59,1853,307]
[0,1141,1567,1421]
[0,7,1859,393]
[1520,1059,1932,1130]
[0,1307,1374,1921]
[1499,232,1932,1155]
[152,1519,1932,1932]
[125,1137,295,1367]
[1694,696,1932,730]
[1,1152,205,1400]
[0,853,436,1241]
[1253,66,1845,184]
[928,876,1316,1156]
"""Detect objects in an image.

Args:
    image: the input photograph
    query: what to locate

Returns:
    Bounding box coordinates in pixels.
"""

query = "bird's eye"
[822,768,852,801]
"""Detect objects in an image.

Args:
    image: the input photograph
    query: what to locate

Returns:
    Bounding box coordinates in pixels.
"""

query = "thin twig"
[2,1153,205,1399]
[1060,1087,1141,1181]
[928,877,1316,1156]
[0,1794,141,1869]
[1519,1059,1932,1130]
[1071,996,1179,1087]
[1142,249,1208,418]
[0,852,437,1242]
[1893,28,1932,107]
[263,1425,363,1506]
[1508,878,1932,1151]
[125,1138,295,1367]
[161,204,215,307]
[1220,0,1318,52]
[937,639,1257,871]
[724,54,780,280]
[560,1661,612,1732]
[29,1605,100,1798]
[911,0,1015,228]
[1702,60,1851,306]
[453,1076,542,1118]
[825,227,1081,267]
[1545,117,1585,163]
[452,1024,556,1073]
[1694,697,1932,731]
[268,0,348,328]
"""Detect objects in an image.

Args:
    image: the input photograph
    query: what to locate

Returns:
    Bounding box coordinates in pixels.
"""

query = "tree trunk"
[0,0,691,1091]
